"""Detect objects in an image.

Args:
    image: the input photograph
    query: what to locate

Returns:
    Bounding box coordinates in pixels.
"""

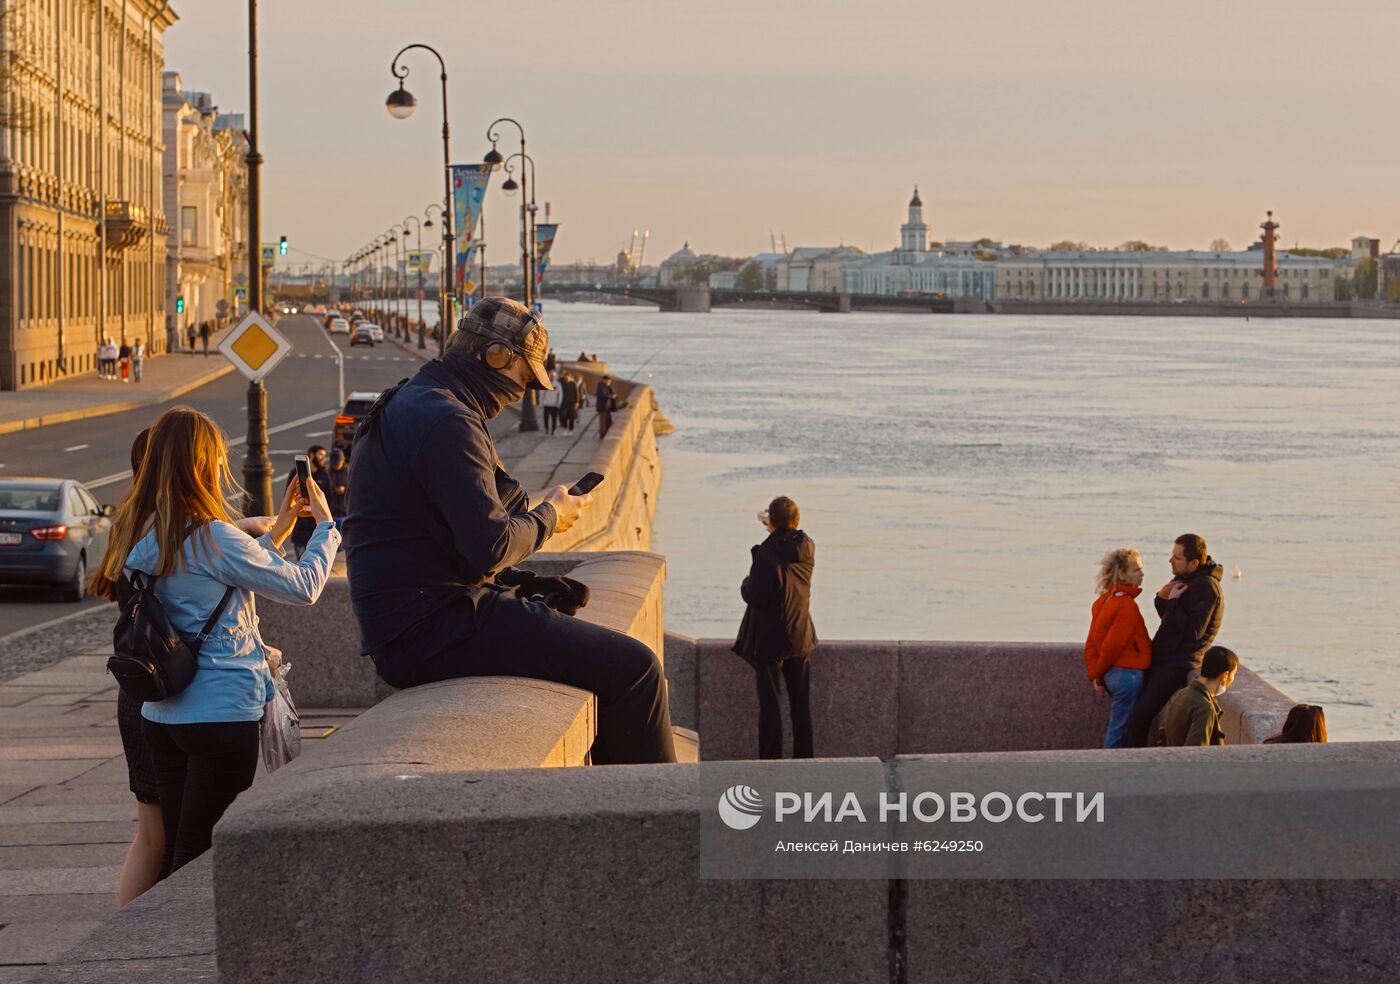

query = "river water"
[521,303,1399,741]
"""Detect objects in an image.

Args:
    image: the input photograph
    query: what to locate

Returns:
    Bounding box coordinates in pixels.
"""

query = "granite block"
[696,640,899,761]
[898,641,1105,754]
[662,631,698,730]
[0,865,122,895]
[0,842,127,870]
[215,766,887,984]
[0,760,110,786]
[0,919,104,965]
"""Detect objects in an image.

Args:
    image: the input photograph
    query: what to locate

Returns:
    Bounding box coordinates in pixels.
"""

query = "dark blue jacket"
[343,359,557,655]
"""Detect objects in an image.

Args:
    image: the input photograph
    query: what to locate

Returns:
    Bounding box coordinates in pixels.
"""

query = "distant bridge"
[548,283,958,314]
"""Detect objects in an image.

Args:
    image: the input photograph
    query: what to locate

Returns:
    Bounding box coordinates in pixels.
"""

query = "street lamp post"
[242,0,273,516]
[501,151,537,309]
[390,225,407,338]
[387,45,453,358]
[424,202,445,348]
[483,118,538,432]
[404,214,425,347]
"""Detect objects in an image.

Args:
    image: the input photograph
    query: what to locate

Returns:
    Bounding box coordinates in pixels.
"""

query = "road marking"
[304,430,331,437]
[64,444,90,452]
[0,599,114,644]
[83,408,340,490]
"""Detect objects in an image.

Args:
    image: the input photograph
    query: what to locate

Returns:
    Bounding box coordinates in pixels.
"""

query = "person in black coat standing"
[734,496,817,758]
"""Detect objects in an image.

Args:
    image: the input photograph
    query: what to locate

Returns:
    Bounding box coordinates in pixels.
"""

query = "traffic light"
[176,297,184,313]
[278,235,288,255]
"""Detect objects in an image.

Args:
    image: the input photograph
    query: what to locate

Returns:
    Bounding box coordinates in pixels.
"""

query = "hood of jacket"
[761,529,814,566]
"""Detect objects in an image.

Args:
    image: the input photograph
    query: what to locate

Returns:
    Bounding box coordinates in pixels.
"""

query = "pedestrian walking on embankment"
[596,374,616,439]
[132,341,145,382]
[734,496,818,759]
[559,371,581,432]
[118,342,132,382]
[543,371,562,434]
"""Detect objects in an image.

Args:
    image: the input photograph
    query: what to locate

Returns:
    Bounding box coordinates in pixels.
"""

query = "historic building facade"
[162,72,247,342]
[996,249,1337,304]
[837,188,999,301]
[0,0,176,390]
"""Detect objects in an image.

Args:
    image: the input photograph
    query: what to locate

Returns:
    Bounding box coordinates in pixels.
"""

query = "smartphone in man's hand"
[569,472,605,496]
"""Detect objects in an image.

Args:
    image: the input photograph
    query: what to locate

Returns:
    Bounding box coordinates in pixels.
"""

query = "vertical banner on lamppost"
[451,163,491,299]
[534,223,559,286]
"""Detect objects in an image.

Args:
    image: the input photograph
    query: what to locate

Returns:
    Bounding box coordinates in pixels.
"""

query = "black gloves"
[495,569,591,616]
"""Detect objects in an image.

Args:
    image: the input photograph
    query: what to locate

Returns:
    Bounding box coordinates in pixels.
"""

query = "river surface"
[518,302,1398,741]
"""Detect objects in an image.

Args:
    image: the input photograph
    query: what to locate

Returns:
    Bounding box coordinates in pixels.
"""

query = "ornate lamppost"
[387,45,453,357]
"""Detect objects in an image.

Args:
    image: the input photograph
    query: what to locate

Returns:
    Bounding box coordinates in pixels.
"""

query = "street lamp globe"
[385,83,417,120]
[501,176,519,196]
[483,144,504,169]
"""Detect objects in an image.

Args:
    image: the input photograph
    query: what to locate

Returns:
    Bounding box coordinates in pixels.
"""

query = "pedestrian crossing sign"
[219,312,293,382]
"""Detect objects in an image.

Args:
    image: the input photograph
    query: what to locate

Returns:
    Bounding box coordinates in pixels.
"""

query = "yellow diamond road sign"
[219,312,293,382]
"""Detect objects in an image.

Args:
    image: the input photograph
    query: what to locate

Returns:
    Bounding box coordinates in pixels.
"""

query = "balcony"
[102,201,149,252]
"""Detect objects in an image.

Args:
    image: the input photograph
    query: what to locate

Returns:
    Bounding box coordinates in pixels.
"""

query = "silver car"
[0,479,113,601]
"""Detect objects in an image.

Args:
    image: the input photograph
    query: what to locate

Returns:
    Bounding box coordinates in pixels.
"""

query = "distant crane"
[770,232,789,254]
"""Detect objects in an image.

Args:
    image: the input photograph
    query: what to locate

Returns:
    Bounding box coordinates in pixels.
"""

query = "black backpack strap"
[191,585,237,654]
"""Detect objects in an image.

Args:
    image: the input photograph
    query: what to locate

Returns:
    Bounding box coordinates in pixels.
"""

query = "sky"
[161,0,1400,267]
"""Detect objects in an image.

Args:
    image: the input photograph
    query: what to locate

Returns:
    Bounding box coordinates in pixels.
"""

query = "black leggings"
[756,658,813,759]
[142,719,260,879]
[373,594,676,765]
[543,407,560,433]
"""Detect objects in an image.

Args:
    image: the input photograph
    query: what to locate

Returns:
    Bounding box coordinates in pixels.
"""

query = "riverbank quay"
[0,358,667,980]
[0,330,235,436]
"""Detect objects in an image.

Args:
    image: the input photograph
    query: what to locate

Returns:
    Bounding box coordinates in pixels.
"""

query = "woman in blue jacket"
[92,407,339,878]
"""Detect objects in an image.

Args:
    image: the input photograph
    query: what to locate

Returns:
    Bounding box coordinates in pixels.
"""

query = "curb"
[0,361,236,436]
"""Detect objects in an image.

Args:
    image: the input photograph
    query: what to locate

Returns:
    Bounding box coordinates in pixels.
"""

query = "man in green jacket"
[1156,646,1239,747]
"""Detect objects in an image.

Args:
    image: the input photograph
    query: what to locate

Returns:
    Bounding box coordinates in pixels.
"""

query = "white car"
[362,323,385,343]
[328,318,350,336]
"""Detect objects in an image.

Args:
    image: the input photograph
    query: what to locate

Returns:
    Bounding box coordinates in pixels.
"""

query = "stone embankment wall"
[516,367,663,553]
[663,636,1297,756]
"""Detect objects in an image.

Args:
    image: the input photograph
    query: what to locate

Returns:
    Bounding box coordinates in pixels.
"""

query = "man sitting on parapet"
[1156,646,1238,747]
[343,297,677,764]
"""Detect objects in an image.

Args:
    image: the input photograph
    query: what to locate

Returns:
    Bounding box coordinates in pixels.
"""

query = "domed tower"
[900,186,928,253]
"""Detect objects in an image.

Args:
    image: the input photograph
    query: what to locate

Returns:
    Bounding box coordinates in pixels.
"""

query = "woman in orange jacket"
[1085,547,1152,748]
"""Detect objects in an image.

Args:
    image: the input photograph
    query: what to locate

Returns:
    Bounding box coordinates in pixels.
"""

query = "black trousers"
[543,406,560,433]
[562,408,578,431]
[373,594,676,765]
[597,411,613,439]
[756,657,813,759]
[1123,662,1193,747]
[142,719,260,879]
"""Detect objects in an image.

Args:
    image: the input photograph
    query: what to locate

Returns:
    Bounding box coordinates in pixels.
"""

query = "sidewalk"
[0,608,357,977]
[0,335,235,437]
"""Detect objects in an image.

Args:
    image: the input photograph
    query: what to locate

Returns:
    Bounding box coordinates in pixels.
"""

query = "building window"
[1301,282,1309,300]
[1222,283,1230,299]
[182,206,197,246]
[1202,282,1210,299]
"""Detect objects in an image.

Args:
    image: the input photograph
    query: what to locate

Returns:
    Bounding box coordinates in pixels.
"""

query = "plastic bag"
[260,663,301,773]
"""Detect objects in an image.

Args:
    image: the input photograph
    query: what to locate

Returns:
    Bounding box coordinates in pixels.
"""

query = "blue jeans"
[1102,667,1145,749]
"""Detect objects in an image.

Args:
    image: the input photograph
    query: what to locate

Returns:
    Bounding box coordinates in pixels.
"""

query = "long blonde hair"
[90,407,242,598]
[1095,547,1142,596]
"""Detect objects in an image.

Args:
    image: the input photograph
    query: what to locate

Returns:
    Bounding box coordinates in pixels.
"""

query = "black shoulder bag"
[106,570,237,702]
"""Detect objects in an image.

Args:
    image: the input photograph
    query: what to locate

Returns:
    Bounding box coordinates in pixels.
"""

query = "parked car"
[0,479,113,601]
[350,325,375,347]
[328,318,350,336]
[362,323,385,343]
[333,390,384,450]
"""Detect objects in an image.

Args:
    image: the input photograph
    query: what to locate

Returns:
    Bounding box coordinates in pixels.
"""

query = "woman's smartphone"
[294,454,311,492]
[569,471,605,496]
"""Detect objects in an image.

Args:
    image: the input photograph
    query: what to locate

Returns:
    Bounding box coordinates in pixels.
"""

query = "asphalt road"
[0,314,420,638]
